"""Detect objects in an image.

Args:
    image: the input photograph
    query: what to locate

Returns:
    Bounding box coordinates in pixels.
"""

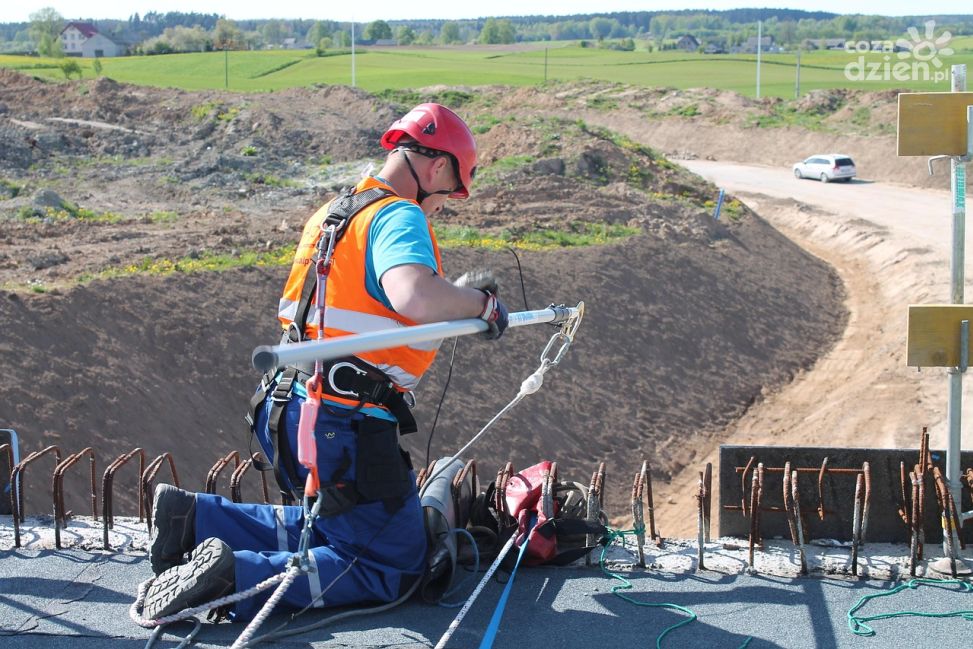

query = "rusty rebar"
[451,459,478,526]
[852,473,863,576]
[205,451,241,495]
[898,461,910,526]
[702,462,712,543]
[791,470,807,575]
[756,463,765,545]
[932,466,964,566]
[631,461,647,568]
[142,453,179,532]
[230,453,270,504]
[537,462,557,521]
[748,467,760,570]
[643,461,659,545]
[53,448,97,549]
[11,445,61,548]
[696,470,706,571]
[495,462,514,525]
[102,448,145,550]
[730,460,865,522]
[585,461,605,564]
[783,461,798,545]
[861,462,871,546]
[741,455,755,517]
[917,468,926,561]
[920,427,930,472]
[910,471,920,577]
[817,457,829,521]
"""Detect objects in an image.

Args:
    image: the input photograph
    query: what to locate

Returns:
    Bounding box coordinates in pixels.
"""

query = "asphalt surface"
[681,160,957,257]
[3,540,973,649]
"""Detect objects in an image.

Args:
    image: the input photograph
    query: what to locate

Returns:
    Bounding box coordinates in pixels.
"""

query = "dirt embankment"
[0,71,845,524]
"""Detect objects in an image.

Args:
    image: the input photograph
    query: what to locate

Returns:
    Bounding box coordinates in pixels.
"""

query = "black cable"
[425,337,459,472]
[425,249,530,472]
[506,246,530,311]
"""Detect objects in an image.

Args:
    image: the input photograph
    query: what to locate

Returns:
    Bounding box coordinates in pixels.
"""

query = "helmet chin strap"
[397,148,453,204]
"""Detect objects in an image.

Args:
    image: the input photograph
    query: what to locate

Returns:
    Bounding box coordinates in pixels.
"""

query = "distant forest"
[3,8,973,53]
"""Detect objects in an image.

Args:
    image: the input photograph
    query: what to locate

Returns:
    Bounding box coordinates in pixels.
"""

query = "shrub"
[59,60,82,80]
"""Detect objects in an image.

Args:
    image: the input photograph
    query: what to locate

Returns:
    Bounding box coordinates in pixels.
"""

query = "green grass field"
[3,41,972,97]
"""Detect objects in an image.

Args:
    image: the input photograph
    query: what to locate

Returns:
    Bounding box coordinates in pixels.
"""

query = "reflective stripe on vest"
[277,177,444,391]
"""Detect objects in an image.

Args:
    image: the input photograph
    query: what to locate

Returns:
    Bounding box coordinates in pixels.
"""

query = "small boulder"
[32,188,67,210]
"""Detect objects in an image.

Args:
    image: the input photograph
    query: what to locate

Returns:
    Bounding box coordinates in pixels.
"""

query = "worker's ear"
[432,155,451,178]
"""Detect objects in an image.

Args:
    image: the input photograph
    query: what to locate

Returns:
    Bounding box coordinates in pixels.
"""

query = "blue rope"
[477,515,537,649]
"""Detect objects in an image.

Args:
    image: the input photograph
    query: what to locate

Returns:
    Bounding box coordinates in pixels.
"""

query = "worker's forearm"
[401,274,487,323]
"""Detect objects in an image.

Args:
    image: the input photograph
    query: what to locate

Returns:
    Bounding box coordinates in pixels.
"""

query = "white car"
[792,154,856,183]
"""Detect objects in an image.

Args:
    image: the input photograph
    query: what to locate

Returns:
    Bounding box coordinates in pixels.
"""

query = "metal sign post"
[947,65,970,516]
[899,65,973,565]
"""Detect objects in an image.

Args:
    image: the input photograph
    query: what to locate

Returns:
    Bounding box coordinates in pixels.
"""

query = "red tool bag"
[503,460,606,566]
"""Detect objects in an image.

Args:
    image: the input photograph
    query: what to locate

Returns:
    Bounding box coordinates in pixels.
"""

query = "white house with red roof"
[60,21,126,57]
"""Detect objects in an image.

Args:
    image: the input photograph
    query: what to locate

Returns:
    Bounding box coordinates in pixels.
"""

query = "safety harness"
[245,185,419,505]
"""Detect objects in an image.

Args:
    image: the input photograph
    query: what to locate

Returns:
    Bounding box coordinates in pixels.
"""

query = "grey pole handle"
[252,305,580,372]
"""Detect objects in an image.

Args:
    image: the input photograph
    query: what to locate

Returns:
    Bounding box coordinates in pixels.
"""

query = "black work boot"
[143,537,235,619]
[149,484,197,575]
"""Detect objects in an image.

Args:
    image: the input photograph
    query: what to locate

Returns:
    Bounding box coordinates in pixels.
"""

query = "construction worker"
[144,104,508,620]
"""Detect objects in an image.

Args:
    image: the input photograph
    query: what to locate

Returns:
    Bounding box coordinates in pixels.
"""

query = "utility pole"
[795,49,801,98]
[756,20,762,99]
[351,22,356,88]
[224,47,228,89]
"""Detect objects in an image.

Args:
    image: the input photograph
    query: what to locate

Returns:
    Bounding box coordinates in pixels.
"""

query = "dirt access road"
[655,159,972,537]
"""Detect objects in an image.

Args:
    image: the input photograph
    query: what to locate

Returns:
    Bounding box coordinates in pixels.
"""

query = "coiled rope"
[847,577,973,637]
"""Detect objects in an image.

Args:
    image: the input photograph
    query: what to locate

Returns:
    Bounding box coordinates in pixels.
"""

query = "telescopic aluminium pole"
[252,304,582,372]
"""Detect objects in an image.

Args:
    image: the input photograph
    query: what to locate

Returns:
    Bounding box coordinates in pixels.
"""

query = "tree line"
[5,8,973,56]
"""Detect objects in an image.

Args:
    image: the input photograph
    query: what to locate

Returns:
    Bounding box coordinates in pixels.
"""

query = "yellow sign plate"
[897,92,973,157]
[907,304,973,367]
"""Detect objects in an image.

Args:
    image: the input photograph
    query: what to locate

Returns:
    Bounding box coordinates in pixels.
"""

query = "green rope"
[598,527,753,649]
[847,578,973,637]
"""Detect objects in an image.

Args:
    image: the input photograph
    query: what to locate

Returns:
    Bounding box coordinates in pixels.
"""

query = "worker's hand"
[453,269,499,295]
[478,291,509,340]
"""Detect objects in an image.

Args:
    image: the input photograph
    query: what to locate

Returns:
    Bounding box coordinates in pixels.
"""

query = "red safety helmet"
[380,103,478,199]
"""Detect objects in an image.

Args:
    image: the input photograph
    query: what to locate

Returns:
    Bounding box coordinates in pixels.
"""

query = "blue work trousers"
[195,384,426,621]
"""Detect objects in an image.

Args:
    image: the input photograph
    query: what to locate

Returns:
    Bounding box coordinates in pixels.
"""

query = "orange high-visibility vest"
[278,177,444,392]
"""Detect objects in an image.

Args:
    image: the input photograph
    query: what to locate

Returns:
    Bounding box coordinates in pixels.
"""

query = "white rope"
[230,565,301,649]
[432,533,518,649]
[130,568,292,629]
[421,359,554,495]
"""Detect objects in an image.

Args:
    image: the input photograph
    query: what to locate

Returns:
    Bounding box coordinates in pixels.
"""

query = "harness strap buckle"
[272,371,297,401]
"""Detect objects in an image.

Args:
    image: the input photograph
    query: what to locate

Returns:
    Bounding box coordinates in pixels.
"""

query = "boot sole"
[144,537,234,619]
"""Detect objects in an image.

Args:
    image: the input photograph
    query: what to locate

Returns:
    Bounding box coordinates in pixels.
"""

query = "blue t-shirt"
[365,198,439,307]
[310,186,438,421]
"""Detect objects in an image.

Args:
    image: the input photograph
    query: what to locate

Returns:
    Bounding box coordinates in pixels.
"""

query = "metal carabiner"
[327,361,368,398]
[540,301,584,368]
[317,223,338,265]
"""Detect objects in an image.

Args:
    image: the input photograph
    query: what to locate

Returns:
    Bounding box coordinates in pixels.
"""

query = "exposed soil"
[0,71,847,524]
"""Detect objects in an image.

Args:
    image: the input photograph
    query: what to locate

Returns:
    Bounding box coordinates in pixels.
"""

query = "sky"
[3,1,970,24]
